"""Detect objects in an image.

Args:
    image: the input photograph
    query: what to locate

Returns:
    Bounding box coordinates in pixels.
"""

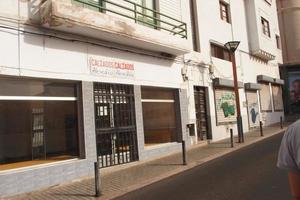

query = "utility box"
[187,123,195,136]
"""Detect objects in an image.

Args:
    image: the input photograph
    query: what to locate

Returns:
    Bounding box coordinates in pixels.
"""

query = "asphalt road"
[114,133,292,200]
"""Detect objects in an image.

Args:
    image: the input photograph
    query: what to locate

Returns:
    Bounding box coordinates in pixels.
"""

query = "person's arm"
[277,125,300,199]
[288,172,300,200]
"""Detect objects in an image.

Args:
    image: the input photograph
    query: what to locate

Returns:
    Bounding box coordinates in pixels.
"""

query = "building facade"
[0,0,190,197]
[183,0,284,143]
[0,0,284,197]
[277,0,300,117]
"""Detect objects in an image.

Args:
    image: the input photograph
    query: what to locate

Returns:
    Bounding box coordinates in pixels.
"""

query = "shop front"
[244,83,261,129]
[0,34,187,197]
[257,75,285,125]
[87,51,187,163]
[141,86,178,146]
[213,78,244,126]
[0,78,81,171]
[93,82,138,168]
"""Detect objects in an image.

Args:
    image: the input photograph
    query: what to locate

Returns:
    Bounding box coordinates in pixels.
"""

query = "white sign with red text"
[89,56,135,79]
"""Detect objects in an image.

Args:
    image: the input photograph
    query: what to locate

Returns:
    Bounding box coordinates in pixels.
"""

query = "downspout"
[18,0,21,76]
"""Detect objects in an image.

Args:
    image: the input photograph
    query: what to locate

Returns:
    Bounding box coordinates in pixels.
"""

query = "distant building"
[277,0,300,116]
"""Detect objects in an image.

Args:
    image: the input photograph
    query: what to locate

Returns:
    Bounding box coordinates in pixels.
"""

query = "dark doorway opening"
[194,86,209,140]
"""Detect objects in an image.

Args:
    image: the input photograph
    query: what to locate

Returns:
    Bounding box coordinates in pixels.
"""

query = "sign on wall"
[259,83,272,112]
[272,85,283,111]
[288,71,300,113]
[246,91,259,128]
[88,56,135,79]
[215,89,236,125]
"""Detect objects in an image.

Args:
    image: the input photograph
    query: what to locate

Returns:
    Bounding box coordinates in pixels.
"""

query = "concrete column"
[134,85,145,160]
[82,81,97,161]
[178,89,189,142]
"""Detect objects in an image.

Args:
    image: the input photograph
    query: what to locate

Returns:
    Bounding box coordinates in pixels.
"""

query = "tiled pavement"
[6,123,289,200]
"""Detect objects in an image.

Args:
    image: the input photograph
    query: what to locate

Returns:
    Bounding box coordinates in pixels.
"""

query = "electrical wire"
[0,18,206,68]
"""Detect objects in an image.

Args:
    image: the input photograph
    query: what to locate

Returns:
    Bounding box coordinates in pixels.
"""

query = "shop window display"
[141,87,177,145]
[0,79,80,171]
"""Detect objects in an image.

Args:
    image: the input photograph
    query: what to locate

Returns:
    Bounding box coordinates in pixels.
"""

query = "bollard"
[260,121,264,137]
[94,162,101,197]
[182,140,187,165]
[280,116,283,129]
[230,129,234,148]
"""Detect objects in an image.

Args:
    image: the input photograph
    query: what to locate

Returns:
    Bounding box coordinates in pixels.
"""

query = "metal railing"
[72,0,187,38]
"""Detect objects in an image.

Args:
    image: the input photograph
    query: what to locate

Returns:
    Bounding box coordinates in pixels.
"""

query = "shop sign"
[89,56,135,79]
[287,71,300,113]
[215,89,237,124]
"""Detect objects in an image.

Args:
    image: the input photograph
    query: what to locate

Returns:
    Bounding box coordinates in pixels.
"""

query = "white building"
[183,0,284,143]
[0,0,284,197]
[277,0,300,117]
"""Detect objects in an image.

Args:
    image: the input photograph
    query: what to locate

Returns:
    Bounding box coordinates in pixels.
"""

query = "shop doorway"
[194,86,209,140]
[94,83,138,168]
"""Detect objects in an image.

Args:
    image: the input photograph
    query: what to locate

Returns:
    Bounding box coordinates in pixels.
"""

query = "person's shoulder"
[285,120,300,138]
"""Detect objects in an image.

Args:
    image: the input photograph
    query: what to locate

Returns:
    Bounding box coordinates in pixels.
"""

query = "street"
[114,133,292,200]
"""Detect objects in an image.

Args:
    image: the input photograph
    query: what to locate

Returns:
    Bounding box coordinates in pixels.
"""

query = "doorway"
[94,83,139,168]
[194,86,209,140]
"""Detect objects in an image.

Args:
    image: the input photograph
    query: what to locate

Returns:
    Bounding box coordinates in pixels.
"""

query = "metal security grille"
[31,107,46,160]
[94,83,138,168]
[194,86,209,140]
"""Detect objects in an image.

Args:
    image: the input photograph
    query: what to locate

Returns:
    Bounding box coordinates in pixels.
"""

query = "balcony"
[38,0,190,56]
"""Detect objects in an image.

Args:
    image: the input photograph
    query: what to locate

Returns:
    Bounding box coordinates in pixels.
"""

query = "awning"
[244,83,262,90]
[213,78,243,88]
[257,75,275,83]
[273,78,285,85]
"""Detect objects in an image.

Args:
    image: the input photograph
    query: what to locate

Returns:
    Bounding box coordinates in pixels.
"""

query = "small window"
[211,43,232,62]
[261,17,270,37]
[220,1,230,23]
[276,35,281,49]
[137,0,157,29]
[72,0,105,12]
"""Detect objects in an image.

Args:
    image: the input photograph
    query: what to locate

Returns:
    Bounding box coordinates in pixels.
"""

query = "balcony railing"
[72,0,187,39]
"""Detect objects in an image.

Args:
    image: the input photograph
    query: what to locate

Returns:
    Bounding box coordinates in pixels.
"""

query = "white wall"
[0,26,183,89]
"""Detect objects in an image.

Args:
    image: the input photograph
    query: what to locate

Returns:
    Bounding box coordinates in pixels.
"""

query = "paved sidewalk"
[7,123,288,200]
